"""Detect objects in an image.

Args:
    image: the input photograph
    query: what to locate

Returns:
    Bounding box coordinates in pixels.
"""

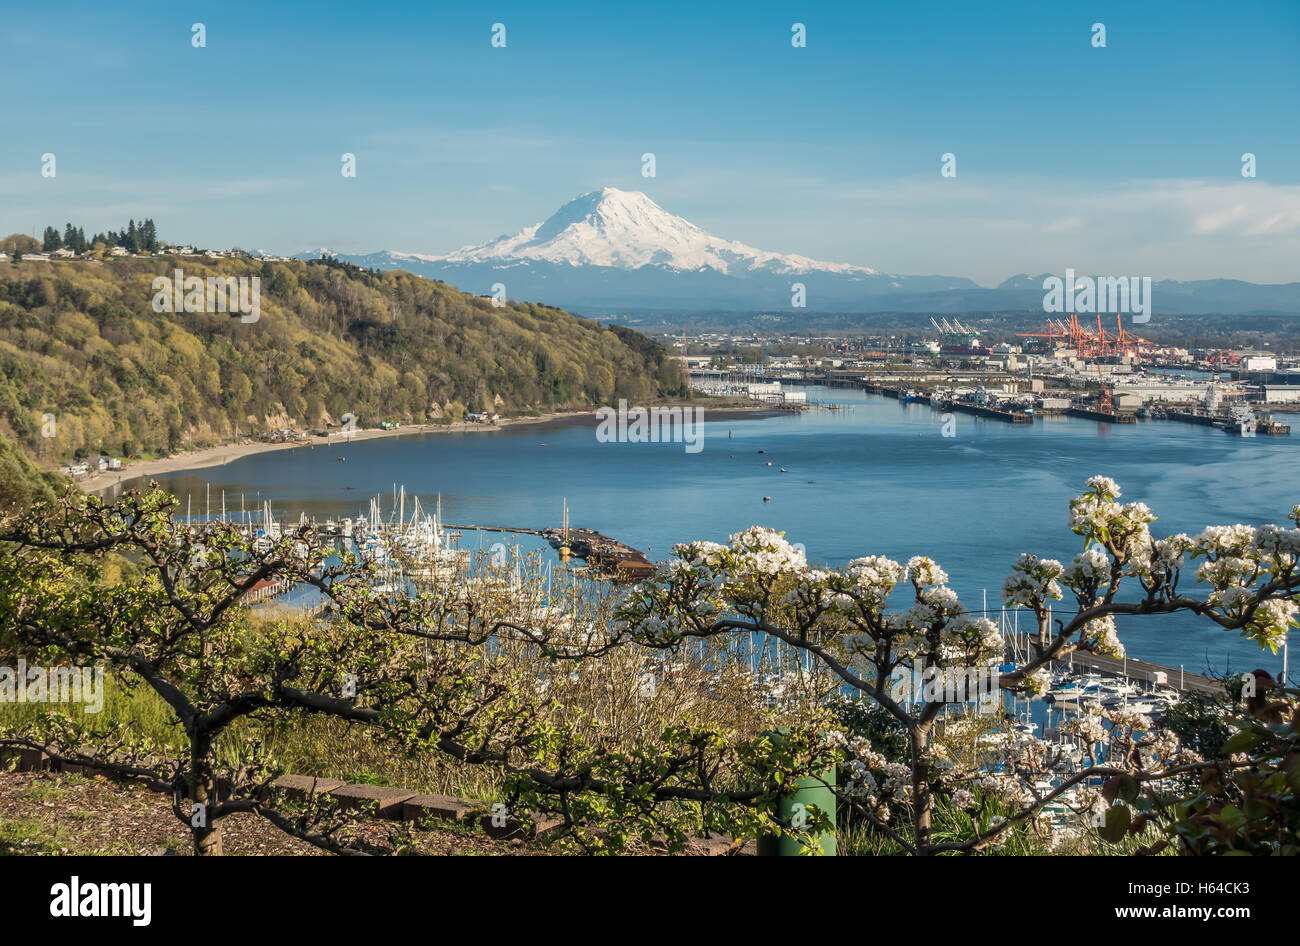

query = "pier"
[1060,651,1221,696]
[941,400,1035,424]
[1067,406,1136,424]
[541,527,655,581]
[1163,409,1219,428]
[1016,643,1222,698]
[1160,408,1291,436]
[441,524,542,536]
[442,523,655,582]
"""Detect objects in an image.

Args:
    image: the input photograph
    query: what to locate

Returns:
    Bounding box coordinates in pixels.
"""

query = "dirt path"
[0,771,538,856]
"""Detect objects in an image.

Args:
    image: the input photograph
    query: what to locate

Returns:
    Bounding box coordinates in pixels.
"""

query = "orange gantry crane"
[1096,361,1114,413]
[1018,312,1156,361]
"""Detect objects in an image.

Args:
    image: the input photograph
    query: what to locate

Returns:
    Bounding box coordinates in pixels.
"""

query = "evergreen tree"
[33,218,161,255]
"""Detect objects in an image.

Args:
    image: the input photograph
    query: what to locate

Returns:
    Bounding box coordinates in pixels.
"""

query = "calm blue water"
[117,385,1299,675]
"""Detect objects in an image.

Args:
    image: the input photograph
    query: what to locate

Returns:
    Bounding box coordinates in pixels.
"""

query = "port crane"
[1017,312,1156,361]
[930,316,977,336]
[1095,361,1114,413]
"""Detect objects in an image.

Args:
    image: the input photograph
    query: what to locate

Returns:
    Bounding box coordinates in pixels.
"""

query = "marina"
[178,486,657,587]
[134,380,1298,675]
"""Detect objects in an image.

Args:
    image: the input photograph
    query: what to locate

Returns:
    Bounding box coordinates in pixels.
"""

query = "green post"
[757,728,837,856]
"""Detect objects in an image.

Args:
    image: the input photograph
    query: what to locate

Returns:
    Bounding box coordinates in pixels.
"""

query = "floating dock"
[1249,419,1291,435]
[443,523,655,582]
[1067,406,1136,424]
[1158,409,1290,435]
[1046,650,1222,697]
[542,527,655,581]
[1163,409,1220,428]
[941,400,1035,424]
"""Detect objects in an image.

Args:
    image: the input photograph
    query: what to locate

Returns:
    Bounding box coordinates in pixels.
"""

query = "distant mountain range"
[299,187,1300,315]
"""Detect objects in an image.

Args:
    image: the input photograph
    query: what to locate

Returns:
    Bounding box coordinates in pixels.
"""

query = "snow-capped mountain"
[298,189,1300,313]
[300,187,978,311]
[426,187,878,276]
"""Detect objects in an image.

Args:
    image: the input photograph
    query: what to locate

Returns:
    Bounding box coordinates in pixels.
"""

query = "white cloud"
[717,175,1300,284]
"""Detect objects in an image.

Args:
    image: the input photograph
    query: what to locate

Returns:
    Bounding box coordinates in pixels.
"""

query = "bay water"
[124,384,1300,676]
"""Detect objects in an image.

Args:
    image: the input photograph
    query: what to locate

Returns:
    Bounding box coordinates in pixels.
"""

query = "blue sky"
[2,0,1297,284]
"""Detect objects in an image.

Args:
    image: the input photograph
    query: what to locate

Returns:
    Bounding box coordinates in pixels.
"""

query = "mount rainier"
[299,187,1300,315]
[299,187,977,311]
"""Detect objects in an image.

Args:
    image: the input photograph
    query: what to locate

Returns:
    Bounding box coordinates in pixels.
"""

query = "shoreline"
[79,403,783,494]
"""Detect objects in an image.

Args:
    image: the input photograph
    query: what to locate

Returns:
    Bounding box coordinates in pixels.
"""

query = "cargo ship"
[939,344,994,358]
[1068,405,1137,424]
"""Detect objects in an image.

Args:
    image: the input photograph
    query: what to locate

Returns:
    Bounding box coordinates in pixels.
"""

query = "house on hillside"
[51,247,76,259]
[109,246,127,257]
[262,428,307,443]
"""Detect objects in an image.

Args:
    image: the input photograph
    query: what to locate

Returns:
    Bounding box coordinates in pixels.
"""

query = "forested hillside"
[0,254,687,464]
[0,434,62,513]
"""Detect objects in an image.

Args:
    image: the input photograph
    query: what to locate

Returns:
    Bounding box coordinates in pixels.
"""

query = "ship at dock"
[1152,385,1291,435]
[933,379,1035,423]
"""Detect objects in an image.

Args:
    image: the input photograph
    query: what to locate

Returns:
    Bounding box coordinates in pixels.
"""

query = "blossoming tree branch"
[614,476,1300,854]
[2,477,1296,855]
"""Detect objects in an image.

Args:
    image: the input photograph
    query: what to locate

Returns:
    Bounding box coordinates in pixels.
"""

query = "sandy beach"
[80,403,782,494]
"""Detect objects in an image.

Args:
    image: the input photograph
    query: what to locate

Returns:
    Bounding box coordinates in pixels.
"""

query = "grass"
[0,817,66,855]
[0,671,505,802]
[5,673,1154,855]
[20,779,69,801]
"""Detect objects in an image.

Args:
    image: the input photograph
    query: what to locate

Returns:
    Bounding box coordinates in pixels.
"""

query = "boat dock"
[1031,648,1223,697]
[541,527,655,581]
[1163,409,1220,428]
[1067,406,1137,424]
[441,523,542,536]
[441,522,655,582]
[1157,408,1290,436]
[1242,418,1291,435]
[941,400,1035,424]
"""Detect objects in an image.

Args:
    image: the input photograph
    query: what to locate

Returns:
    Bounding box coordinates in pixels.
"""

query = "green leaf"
[1221,729,1264,754]
[1098,805,1131,843]
[1219,805,1246,831]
